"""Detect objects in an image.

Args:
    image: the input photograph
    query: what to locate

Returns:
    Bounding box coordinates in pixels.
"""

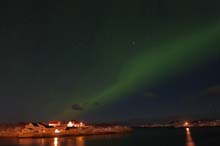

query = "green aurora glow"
[54,20,220,119]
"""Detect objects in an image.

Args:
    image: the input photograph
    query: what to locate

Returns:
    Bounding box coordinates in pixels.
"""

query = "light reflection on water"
[186,128,196,146]
[52,136,85,146]
[16,134,126,146]
[76,136,85,146]
[17,136,86,146]
[18,138,46,145]
[53,137,58,146]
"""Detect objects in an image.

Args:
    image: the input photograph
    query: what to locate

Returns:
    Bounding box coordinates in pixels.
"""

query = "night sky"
[0,0,220,123]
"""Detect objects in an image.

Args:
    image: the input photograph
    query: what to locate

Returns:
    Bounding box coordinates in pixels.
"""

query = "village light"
[80,122,84,127]
[55,129,61,133]
[49,121,61,127]
[67,121,74,127]
[184,122,189,127]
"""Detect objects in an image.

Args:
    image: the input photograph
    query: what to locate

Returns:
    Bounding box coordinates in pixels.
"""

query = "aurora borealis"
[0,0,220,123]
[59,20,220,121]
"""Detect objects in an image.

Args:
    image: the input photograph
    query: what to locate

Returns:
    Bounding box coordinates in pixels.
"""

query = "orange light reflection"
[186,128,195,146]
[76,136,85,146]
[54,137,59,146]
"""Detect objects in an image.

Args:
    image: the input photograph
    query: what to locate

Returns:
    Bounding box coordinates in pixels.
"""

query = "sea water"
[0,127,219,146]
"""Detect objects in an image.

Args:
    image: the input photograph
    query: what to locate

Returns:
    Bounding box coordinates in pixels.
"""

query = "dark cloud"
[183,85,220,102]
[143,91,159,99]
[71,104,83,111]
[205,85,220,97]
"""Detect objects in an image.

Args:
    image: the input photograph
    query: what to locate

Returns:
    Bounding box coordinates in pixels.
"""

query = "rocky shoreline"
[0,123,133,138]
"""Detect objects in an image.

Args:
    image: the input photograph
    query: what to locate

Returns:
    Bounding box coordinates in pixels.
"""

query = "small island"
[0,120,133,138]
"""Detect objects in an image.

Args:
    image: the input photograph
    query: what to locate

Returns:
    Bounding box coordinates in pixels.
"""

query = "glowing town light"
[67,121,74,127]
[48,121,61,127]
[55,129,61,133]
[80,122,84,127]
[184,122,189,127]
[186,128,190,132]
